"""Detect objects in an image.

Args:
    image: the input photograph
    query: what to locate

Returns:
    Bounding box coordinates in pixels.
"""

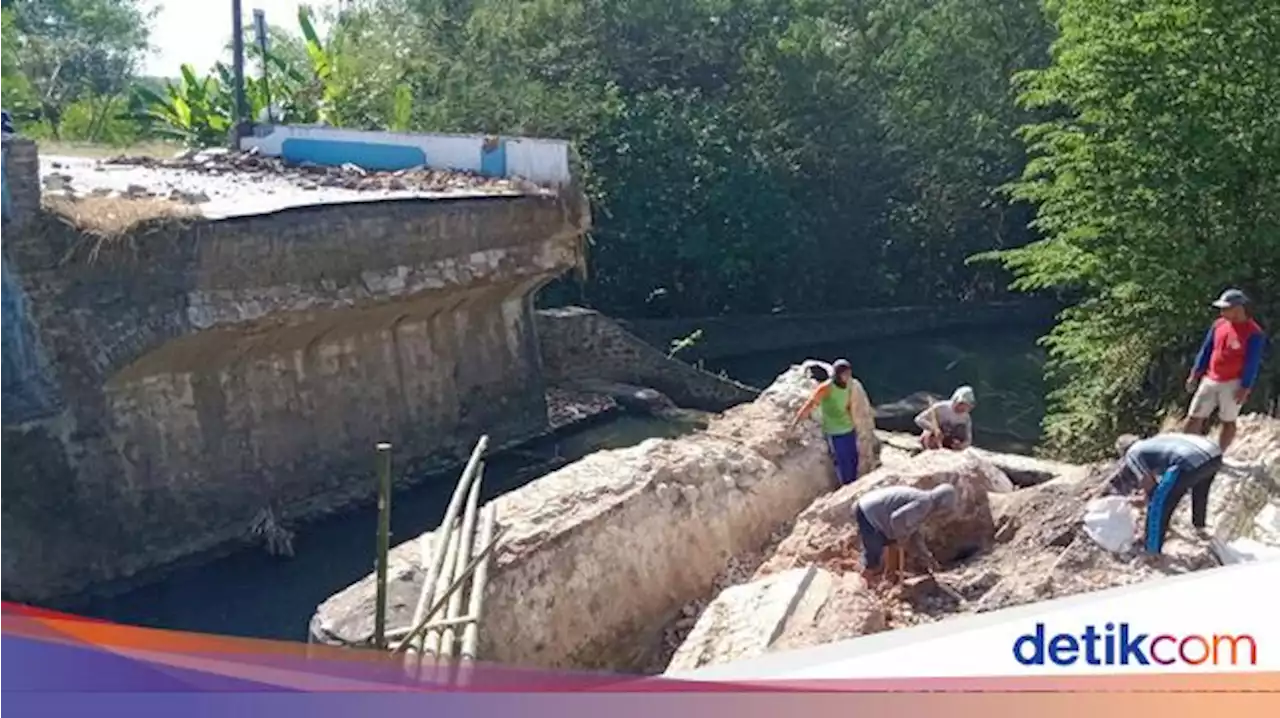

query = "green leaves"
[984,0,1280,459]
[128,63,234,147]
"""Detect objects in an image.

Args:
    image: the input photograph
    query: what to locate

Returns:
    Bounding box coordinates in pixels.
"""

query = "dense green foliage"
[6,0,1277,452]
[8,0,1052,316]
[978,0,1280,457]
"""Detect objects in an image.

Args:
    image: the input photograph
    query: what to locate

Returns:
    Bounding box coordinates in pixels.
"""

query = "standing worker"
[791,359,864,486]
[853,483,958,585]
[1184,288,1266,452]
[915,386,976,450]
[1108,433,1224,554]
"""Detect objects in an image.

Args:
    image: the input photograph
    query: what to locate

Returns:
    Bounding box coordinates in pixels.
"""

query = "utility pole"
[230,0,249,148]
[253,8,274,124]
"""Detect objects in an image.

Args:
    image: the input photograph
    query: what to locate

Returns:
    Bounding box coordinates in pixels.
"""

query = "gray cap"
[951,385,976,406]
[1212,288,1249,309]
[929,483,958,511]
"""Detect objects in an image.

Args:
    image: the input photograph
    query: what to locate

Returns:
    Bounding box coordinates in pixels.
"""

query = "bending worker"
[853,483,958,585]
[915,386,976,450]
[791,359,863,486]
[1108,433,1224,554]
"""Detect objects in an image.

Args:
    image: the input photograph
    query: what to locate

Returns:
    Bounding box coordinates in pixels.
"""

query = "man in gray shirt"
[853,483,958,584]
[1107,433,1224,555]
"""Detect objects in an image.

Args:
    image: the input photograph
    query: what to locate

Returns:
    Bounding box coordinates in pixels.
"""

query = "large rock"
[665,418,1280,672]
[311,365,869,671]
[756,450,1011,578]
[666,566,886,673]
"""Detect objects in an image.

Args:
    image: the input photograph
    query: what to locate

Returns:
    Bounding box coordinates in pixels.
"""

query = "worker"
[853,483,958,585]
[914,386,976,450]
[1108,433,1224,554]
[790,358,863,486]
[1183,288,1266,452]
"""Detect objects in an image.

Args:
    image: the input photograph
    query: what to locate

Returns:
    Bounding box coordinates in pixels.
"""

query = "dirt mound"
[665,417,1280,672]
[756,450,1011,577]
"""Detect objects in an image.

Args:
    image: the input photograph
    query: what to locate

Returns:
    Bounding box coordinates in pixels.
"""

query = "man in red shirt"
[1184,288,1266,451]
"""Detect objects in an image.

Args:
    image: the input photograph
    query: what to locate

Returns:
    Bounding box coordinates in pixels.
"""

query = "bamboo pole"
[418,521,461,666]
[405,436,489,655]
[386,615,478,640]
[373,442,393,650]
[457,502,498,686]
[437,462,484,682]
[391,525,508,656]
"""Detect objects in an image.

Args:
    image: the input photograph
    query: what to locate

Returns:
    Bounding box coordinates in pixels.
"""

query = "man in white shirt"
[914,386,976,450]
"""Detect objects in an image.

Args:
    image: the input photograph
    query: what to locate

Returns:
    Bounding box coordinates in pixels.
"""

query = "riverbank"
[311,366,1280,675]
[57,410,699,640]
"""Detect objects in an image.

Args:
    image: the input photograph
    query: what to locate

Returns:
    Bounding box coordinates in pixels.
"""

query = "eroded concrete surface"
[39,150,541,220]
[313,368,1278,676]
[311,365,879,670]
[1,138,590,603]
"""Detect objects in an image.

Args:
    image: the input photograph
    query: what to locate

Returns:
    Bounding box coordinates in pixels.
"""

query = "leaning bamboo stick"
[457,502,499,686]
[405,436,488,656]
[418,522,461,666]
[391,525,508,656]
[438,462,484,678]
[386,615,478,640]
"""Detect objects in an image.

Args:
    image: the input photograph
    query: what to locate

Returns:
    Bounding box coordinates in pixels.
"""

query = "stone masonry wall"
[621,300,1058,361]
[535,306,758,412]
[1,151,587,603]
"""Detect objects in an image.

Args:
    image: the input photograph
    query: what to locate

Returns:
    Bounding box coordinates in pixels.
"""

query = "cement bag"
[1083,497,1139,553]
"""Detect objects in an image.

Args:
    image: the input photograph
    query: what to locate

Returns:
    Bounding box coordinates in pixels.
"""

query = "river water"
[60,325,1045,641]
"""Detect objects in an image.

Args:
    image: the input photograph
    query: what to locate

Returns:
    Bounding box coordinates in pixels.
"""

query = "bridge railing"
[240,125,574,187]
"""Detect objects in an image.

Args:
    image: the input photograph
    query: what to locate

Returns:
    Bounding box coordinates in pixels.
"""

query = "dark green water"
[59,325,1045,641]
[704,325,1047,453]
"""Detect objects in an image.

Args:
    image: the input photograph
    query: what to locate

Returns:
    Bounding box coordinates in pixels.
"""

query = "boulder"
[311,366,860,672]
[756,450,1010,577]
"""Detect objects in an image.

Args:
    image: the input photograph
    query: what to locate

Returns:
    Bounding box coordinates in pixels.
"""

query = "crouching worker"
[1108,433,1224,554]
[853,483,958,585]
[915,386,976,450]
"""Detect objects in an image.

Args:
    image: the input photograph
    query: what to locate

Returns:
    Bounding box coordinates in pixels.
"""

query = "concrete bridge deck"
[2,131,589,603]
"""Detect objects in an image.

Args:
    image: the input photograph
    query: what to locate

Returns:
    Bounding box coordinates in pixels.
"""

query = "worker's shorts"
[854,504,889,571]
[1189,378,1243,422]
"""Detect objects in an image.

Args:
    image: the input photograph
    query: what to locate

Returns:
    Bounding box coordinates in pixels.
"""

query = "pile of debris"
[665,414,1280,673]
[101,147,536,195]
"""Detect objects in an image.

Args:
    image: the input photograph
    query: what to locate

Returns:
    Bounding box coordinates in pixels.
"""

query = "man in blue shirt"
[1106,433,1224,555]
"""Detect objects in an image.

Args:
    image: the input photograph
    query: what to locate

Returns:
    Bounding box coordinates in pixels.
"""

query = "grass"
[38,139,184,160]
[44,194,196,253]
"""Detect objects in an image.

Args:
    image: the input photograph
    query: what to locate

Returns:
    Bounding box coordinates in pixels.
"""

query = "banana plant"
[297,5,338,125]
[127,64,234,148]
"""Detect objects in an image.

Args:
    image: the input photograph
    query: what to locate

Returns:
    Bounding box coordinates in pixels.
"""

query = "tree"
[1,8,39,119]
[979,0,1280,459]
[7,0,155,135]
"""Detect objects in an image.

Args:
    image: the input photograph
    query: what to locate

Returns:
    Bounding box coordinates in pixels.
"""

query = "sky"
[141,1,337,77]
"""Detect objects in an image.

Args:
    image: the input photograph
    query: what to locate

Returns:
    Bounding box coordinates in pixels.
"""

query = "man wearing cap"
[1105,433,1224,554]
[791,358,865,486]
[1184,288,1266,452]
[854,483,959,584]
[915,386,976,450]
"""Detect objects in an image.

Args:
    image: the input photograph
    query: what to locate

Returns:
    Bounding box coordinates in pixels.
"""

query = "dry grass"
[39,140,183,160]
[44,194,196,237]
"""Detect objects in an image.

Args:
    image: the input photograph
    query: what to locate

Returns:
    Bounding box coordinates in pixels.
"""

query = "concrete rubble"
[307,366,1278,676]
[663,414,1280,673]
[312,365,879,671]
[38,148,545,220]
